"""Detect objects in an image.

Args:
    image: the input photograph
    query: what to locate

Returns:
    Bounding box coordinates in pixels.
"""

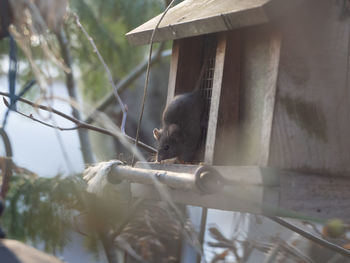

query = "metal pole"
[107,163,224,195]
[196,207,208,263]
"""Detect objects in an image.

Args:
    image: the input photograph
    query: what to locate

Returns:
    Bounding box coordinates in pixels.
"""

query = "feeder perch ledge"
[107,162,224,195]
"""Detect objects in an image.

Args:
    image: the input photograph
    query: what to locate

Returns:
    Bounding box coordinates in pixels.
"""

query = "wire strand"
[269,216,350,259]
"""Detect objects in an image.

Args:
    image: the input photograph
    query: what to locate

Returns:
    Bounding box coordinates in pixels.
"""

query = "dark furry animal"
[153,89,204,162]
[153,64,207,163]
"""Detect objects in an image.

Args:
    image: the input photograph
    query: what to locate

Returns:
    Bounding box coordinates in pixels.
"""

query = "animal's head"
[153,124,184,162]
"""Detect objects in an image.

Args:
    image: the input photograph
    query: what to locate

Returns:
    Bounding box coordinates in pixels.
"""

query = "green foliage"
[0,0,167,102]
[2,173,127,255]
[2,174,83,253]
[68,0,165,102]
[0,0,176,256]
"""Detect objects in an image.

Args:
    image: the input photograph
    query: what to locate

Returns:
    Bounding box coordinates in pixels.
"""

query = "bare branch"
[1,93,156,154]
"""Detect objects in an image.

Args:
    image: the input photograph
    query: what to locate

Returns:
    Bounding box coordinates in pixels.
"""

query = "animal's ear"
[153,128,162,140]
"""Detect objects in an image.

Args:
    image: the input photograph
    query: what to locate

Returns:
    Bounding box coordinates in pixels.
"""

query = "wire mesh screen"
[198,36,217,160]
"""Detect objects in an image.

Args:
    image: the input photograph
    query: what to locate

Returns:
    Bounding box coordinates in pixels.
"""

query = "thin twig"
[197,207,208,263]
[73,13,128,134]
[1,93,156,154]
[7,105,79,131]
[132,0,177,164]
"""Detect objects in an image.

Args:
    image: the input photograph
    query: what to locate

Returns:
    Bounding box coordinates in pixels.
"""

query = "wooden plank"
[125,0,307,46]
[258,28,281,165]
[279,172,350,220]
[204,33,227,164]
[213,24,280,166]
[166,40,180,105]
[126,0,270,45]
[212,30,242,165]
[131,183,264,214]
[268,1,350,175]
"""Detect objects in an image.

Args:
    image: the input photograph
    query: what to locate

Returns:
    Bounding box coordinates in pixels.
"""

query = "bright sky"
[0,76,85,177]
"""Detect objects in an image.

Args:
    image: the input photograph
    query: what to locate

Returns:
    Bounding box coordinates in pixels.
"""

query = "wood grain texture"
[167,25,281,167]
[279,172,350,220]
[131,183,264,214]
[126,0,270,45]
[212,30,242,165]
[166,40,180,105]
[268,1,350,176]
[125,0,307,46]
[225,25,281,166]
[258,28,281,165]
[204,33,227,164]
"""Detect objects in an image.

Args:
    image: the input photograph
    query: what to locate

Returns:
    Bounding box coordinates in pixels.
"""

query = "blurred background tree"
[0,0,167,102]
[1,1,350,263]
[0,0,184,262]
[67,0,166,102]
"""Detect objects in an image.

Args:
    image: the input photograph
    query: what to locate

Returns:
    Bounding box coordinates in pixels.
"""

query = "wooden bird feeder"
[125,0,350,220]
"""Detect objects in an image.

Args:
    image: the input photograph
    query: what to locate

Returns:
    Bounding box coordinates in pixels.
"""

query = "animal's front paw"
[160,157,178,164]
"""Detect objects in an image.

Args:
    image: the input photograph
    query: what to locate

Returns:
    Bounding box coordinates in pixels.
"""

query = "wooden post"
[166,40,180,104]
[258,28,281,166]
[204,33,227,164]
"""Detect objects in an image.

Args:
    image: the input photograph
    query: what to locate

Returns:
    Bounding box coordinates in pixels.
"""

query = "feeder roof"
[126,0,303,45]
